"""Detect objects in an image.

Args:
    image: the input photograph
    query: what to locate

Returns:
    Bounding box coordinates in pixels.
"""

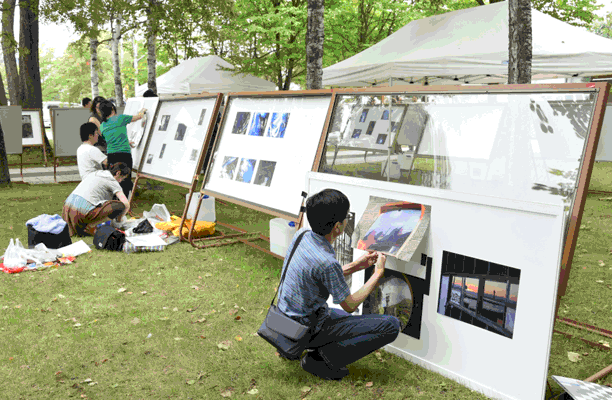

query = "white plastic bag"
[143,204,171,222]
[3,239,28,268]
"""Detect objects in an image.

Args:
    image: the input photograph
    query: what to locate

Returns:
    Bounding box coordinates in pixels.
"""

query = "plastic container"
[185,193,216,222]
[270,218,297,257]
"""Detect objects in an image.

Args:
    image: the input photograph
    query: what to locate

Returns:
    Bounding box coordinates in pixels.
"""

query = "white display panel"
[0,105,23,154]
[307,171,565,400]
[22,109,44,146]
[204,94,332,219]
[125,97,160,168]
[594,103,612,162]
[139,96,218,185]
[52,108,92,157]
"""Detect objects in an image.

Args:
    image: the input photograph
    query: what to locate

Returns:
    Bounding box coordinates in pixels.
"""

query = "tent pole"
[387,78,392,182]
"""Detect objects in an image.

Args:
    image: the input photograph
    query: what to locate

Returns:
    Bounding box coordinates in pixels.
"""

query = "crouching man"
[277,189,400,381]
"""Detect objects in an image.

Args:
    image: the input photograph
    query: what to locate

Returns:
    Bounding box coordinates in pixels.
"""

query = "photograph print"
[236,158,257,183]
[266,113,290,138]
[248,112,269,136]
[351,129,362,139]
[190,149,199,162]
[174,123,187,141]
[232,112,251,134]
[159,143,166,159]
[437,251,520,339]
[362,268,413,333]
[353,196,431,262]
[381,110,390,120]
[365,121,376,135]
[220,156,239,180]
[359,109,369,123]
[376,134,387,145]
[146,153,154,164]
[198,109,207,126]
[22,115,33,139]
[253,160,277,187]
[159,115,170,131]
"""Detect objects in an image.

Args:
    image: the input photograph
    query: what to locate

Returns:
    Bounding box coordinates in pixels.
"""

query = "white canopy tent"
[323,2,612,87]
[136,55,276,96]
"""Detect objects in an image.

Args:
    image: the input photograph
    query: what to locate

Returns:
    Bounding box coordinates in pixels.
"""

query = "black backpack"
[94,225,126,251]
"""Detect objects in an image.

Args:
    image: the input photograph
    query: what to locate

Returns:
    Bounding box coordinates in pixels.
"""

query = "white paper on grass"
[139,98,217,184]
[307,171,565,400]
[125,97,161,169]
[125,234,167,247]
[22,110,44,146]
[57,240,91,257]
[205,95,332,218]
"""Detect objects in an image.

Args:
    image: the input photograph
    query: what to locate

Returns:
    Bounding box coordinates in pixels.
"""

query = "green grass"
[0,164,611,399]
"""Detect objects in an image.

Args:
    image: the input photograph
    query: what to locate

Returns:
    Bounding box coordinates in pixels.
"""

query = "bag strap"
[270,230,307,307]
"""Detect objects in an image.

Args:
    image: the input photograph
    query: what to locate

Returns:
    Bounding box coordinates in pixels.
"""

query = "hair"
[109,162,130,178]
[143,89,157,98]
[99,100,116,122]
[82,97,92,107]
[80,122,98,142]
[90,96,106,121]
[306,189,350,236]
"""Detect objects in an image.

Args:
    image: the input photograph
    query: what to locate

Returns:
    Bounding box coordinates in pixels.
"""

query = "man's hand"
[374,252,386,275]
[354,251,378,271]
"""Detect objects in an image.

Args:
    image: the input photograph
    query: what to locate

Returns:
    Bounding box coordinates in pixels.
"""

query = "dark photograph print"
[159,143,166,159]
[437,251,520,339]
[232,112,251,134]
[146,153,154,164]
[198,109,207,126]
[22,115,33,139]
[159,115,170,131]
[253,160,277,187]
[351,129,362,139]
[190,149,198,162]
[376,134,387,145]
[365,121,376,135]
[359,109,369,123]
[248,112,269,136]
[362,269,413,333]
[390,121,399,133]
[266,113,290,138]
[381,109,390,120]
[236,158,256,183]
[220,156,239,180]
[174,123,187,141]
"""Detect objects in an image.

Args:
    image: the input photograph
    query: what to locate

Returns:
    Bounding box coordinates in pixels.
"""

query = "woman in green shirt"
[99,100,146,198]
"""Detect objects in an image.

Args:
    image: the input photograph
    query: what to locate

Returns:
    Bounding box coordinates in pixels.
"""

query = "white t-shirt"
[72,170,122,207]
[77,143,107,180]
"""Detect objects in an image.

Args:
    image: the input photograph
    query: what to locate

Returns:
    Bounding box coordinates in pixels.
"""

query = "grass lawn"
[0,163,611,399]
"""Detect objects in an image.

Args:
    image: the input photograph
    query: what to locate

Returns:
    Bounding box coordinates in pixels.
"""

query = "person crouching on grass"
[62,162,131,237]
[277,189,400,381]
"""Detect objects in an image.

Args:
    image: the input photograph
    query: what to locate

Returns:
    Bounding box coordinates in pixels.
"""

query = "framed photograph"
[202,90,333,220]
[21,109,45,147]
[137,94,222,186]
[125,97,160,168]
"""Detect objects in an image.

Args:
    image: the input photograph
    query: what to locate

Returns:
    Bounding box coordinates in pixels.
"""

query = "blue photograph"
[359,109,369,123]
[232,112,251,135]
[237,158,257,183]
[358,203,423,254]
[377,134,387,145]
[220,156,239,180]
[351,129,362,139]
[254,160,277,187]
[382,110,390,120]
[266,113,290,138]
[248,112,269,136]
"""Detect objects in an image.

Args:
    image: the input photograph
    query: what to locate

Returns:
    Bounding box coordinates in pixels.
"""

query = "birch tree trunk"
[2,0,19,104]
[112,16,124,106]
[90,35,99,97]
[306,0,324,90]
[133,34,139,89]
[508,0,532,84]
[146,0,157,94]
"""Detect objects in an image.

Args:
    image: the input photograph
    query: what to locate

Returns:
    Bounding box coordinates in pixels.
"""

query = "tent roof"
[323,2,612,87]
[136,55,276,95]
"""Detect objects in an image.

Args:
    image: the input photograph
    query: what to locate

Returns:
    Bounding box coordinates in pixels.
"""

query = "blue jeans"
[305,308,400,369]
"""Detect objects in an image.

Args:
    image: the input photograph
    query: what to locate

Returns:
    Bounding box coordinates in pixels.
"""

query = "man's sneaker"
[301,352,349,381]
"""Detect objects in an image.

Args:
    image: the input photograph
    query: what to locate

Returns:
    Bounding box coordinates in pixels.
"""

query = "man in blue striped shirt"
[278,189,400,381]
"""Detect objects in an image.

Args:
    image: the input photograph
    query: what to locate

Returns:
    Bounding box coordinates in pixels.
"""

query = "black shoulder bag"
[257,231,313,360]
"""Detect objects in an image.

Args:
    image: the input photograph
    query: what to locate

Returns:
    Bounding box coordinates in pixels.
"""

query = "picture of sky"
[358,204,423,254]
[236,158,256,183]
[220,156,238,179]
[266,113,290,138]
[352,129,362,138]
[232,112,251,134]
[253,160,276,187]
[359,109,369,123]
[377,134,387,145]
[248,112,269,136]
[382,110,390,120]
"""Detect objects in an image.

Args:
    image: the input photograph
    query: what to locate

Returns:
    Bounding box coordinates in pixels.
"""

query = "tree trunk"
[0,120,10,186]
[0,71,8,105]
[112,16,124,106]
[133,34,139,89]
[2,0,19,104]
[306,0,324,90]
[90,35,99,97]
[146,0,157,94]
[508,0,532,84]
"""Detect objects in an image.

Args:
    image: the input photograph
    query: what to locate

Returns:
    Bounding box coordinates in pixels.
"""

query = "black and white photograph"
[366,121,376,135]
[198,109,207,126]
[159,115,170,131]
[146,153,154,164]
[248,112,269,136]
[253,160,277,187]
[376,134,387,145]
[190,149,199,162]
[174,123,187,141]
[159,143,166,159]
[220,156,239,180]
[22,115,33,139]
[232,112,251,134]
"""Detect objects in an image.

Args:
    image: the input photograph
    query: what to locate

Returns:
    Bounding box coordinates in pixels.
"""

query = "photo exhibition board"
[0,106,23,154]
[125,97,160,168]
[203,93,333,219]
[21,109,44,146]
[52,108,96,157]
[138,96,219,185]
[306,171,566,400]
[336,105,406,151]
[594,102,612,161]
